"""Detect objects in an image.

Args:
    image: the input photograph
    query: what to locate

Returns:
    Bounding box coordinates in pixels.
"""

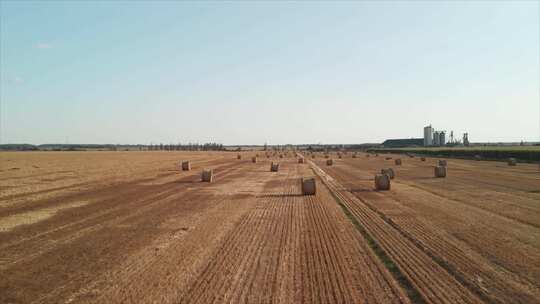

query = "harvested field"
[1,151,539,303]
[312,154,540,304]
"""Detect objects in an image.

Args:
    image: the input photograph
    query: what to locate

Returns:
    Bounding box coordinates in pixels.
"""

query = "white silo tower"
[424,125,434,146]
[439,131,446,146]
[433,131,440,146]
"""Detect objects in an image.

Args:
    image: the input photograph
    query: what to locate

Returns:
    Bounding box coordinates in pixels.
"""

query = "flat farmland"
[312,153,540,304]
[1,151,539,303]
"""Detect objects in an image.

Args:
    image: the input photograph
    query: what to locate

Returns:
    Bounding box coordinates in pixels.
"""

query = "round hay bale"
[508,158,517,166]
[380,168,395,179]
[474,155,482,161]
[438,160,447,167]
[434,166,446,178]
[352,154,357,158]
[279,155,283,158]
[366,154,370,158]
[201,169,213,182]
[421,157,426,161]
[374,174,391,190]
[298,157,305,164]
[237,154,242,160]
[338,154,342,159]
[270,162,280,172]
[301,177,316,195]
[181,161,191,171]
[385,157,392,160]
[326,159,333,166]
[375,154,379,157]
[324,154,329,159]
[312,154,316,159]
[252,157,258,163]
[395,159,402,165]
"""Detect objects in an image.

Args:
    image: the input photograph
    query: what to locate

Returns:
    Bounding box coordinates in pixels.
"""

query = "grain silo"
[424,125,434,146]
[433,131,440,146]
[439,131,446,146]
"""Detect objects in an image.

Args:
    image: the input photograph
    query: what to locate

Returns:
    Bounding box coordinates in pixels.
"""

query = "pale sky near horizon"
[1,1,539,145]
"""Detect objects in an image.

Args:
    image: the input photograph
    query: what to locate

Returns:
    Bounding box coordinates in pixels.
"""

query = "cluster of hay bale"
[182,161,191,171]
[395,159,402,165]
[270,162,279,172]
[301,177,316,195]
[201,169,213,182]
[508,158,517,166]
[381,168,395,179]
[434,166,446,178]
[326,159,333,166]
[374,174,391,190]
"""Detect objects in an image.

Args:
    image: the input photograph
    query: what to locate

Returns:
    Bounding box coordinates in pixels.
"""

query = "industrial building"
[424,125,434,146]
[382,125,461,148]
[383,138,424,148]
[424,125,448,147]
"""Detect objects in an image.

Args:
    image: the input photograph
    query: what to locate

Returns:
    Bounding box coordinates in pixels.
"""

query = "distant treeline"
[367,147,540,163]
[0,144,40,151]
[147,143,224,151]
[0,143,381,152]
[0,143,225,151]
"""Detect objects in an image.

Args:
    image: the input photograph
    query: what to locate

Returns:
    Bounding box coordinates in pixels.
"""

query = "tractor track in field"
[1,161,251,303]
[179,162,409,304]
[335,164,540,303]
[309,160,483,304]
[395,180,540,229]
[4,151,537,304]
[0,160,240,253]
[68,161,275,304]
[339,158,540,229]
[319,157,540,303]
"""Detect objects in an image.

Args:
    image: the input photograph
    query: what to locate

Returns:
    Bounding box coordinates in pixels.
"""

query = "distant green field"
[383,146,540,151]
[368,146,540,162]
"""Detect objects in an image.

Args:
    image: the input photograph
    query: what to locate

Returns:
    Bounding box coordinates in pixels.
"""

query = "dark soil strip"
[356,194,497,304]
[325,185,425,304]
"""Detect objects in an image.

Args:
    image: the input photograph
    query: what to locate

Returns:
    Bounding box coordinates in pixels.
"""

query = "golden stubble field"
[1,151,539,304]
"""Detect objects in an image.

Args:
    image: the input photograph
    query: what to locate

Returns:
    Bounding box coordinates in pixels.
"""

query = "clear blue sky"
[1,1,538,145]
